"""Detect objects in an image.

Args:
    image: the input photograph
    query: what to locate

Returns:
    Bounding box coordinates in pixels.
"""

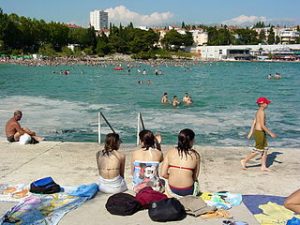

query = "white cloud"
[222,15,297,27]
[105,5,174,26]
[222,15,267,26]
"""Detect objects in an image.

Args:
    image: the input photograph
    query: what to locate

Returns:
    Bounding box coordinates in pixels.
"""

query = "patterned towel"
[0,193,88,225]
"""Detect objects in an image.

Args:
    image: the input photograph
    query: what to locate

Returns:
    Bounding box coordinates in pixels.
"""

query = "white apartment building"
[188,44,300,60]
[90,10,108,31]
[280,30,300,44]
[190,30,208,46]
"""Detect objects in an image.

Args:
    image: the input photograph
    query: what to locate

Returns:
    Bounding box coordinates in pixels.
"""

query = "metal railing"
[98,112,145,146]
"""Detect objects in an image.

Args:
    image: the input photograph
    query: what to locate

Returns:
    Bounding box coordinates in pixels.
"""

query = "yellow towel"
[255,202,300,225]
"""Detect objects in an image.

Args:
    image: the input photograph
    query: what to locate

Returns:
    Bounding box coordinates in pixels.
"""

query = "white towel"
[97,175,127,194]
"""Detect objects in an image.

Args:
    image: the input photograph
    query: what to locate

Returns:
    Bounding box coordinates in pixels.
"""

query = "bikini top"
[168,164,194,171]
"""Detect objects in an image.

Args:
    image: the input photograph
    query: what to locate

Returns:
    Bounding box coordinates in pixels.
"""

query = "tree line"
[0,9,299,58]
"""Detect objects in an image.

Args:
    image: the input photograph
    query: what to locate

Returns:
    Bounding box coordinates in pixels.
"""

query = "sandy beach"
[1,141,299,224]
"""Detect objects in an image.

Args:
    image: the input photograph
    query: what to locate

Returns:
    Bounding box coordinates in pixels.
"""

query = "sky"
[1,0,299,27]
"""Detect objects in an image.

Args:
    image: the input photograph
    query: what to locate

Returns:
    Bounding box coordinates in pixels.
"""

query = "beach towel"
[179,195,216,217]
[67,183,99,199]
[97,175,127,194]
[243,195,300,225]
[0,184,31,202]
[0,192,88,225]
[201,192,242,210]
[132,161,164,193]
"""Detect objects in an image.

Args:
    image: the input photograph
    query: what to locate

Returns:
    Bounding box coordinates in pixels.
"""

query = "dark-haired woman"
[131,129,164,192]
[161,129,200,197]
[96,133,127,193]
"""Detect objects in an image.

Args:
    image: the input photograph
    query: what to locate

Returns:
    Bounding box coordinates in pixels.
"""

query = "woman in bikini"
[96,133,127,193]
[131,129,163,192]
[161,128,200,197]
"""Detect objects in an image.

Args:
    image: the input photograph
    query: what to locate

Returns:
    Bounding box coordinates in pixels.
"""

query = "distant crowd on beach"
[161,92,193,107]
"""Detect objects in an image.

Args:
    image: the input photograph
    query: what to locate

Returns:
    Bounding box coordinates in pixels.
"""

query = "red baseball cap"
[256,97,271,104]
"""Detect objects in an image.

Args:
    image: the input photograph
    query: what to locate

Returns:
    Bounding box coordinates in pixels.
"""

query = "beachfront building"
[90,10,108,31]
[188,44,300,60]
[190,29,208,46]
[279,30,300,44]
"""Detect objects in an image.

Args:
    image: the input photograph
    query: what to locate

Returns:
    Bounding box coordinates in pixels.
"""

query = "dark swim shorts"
[7,136,16,142]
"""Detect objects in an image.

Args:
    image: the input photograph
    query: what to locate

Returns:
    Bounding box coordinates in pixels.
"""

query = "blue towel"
[68,183,99,199]
[243,194,286,214]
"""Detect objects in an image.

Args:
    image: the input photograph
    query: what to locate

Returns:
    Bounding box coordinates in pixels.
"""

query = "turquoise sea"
[0,61,299,148]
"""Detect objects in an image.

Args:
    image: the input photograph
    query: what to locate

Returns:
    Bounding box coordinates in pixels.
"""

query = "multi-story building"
[279,30,300,44]
[90,10,108,31]
[190,29,208,46]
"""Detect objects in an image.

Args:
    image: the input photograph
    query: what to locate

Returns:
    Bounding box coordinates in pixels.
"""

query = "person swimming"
[172,96,181,107]
[161,92,169,104]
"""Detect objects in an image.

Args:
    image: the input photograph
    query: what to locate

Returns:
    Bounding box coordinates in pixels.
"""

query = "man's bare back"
[5,111,43,142]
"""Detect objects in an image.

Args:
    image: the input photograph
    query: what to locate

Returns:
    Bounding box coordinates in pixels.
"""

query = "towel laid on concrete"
[0,191,91,225]
[243,195,300,225]
[0,184,31,202]
[179,195,216,217]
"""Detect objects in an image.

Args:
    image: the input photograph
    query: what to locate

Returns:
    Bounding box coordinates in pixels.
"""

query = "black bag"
[148,198,186,222]
[30,177,61,194]
[105,193,142,216]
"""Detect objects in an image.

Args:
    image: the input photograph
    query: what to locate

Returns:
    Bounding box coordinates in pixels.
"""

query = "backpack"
[135,187,168,209]
[148,198,186,222]
[105,193,142,216]
[30,177,61,194]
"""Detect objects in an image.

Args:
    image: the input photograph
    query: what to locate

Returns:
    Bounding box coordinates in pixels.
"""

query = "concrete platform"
[1,141,300,224]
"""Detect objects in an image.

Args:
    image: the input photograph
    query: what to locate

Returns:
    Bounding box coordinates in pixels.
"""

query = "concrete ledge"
[1,141,299,224]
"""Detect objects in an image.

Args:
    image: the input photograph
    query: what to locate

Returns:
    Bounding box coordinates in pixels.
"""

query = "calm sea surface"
[0,61,299,148]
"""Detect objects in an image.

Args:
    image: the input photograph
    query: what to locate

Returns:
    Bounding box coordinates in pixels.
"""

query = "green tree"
[275,35,280,44]
[253,21,266,28]
[267,27,275,44]
[161,29,193,50]
[207,26,234,45]
[96,32,110,56]
[258,30,266,43]
[38,43,56,57]
[234,28,258,45]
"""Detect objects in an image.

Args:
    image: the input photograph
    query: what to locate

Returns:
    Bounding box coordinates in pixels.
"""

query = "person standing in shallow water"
[96,133,127,193]
[161,92,169,104]
[241,97,277,172]
[172,95,180,107]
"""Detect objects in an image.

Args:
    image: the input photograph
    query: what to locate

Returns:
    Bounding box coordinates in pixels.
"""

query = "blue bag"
[30,177,61,194]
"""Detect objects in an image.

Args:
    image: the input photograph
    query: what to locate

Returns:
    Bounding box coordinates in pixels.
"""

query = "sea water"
[0,61,299,148]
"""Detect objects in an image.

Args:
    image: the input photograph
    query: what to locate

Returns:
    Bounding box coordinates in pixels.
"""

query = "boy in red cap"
[241,97,277,171]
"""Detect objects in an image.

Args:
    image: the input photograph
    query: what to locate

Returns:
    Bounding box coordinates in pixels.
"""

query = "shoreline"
[1,55,300,67]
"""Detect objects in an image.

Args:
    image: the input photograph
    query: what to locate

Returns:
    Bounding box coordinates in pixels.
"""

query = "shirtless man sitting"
[5,110,44,143]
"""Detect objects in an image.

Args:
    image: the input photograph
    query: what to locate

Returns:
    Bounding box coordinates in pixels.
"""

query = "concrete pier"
[1,141,299,224]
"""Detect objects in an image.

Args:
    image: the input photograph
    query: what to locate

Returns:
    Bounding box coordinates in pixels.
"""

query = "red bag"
[135,187,168,209]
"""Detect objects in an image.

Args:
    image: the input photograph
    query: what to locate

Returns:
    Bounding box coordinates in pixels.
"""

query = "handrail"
[98,112,145,146]
[137,112,145,146]
[98,112,116,144]
[100,112,116,134]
